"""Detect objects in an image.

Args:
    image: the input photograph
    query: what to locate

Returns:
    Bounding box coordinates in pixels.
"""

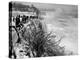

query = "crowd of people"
[10,14,39,30]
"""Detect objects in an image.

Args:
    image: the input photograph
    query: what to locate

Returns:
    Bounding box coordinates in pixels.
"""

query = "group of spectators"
[10,14,39,30]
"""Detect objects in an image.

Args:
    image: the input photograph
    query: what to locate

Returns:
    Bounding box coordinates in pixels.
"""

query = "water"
[42,10,78,54]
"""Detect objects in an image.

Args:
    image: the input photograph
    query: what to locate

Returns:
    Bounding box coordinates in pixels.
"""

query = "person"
[15,15,20,28]
[22,15,26,24]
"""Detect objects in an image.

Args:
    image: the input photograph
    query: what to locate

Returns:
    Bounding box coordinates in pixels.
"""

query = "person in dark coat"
[15,15,20,28]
